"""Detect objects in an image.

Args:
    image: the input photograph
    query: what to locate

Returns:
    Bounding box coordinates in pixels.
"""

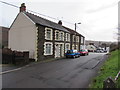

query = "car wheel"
[73,55,76,58]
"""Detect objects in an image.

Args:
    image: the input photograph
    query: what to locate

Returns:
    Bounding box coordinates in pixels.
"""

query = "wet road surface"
[2,53,108,88]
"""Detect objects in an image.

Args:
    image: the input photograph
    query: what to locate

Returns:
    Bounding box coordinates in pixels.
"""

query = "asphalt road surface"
[2,53,108,88]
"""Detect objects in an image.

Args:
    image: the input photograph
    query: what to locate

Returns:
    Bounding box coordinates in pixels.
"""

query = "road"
[2,53,108,88]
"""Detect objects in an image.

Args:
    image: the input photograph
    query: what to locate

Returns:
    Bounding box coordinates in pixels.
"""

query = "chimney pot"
[58,20,62,25]
[20,3,26,12]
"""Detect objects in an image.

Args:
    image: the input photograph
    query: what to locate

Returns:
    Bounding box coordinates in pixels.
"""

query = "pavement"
[1,52,109,88]
[0,57,64,74]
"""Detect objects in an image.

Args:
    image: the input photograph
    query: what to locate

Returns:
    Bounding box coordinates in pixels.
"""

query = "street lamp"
[75,22,81,32]
[75,22,81,49]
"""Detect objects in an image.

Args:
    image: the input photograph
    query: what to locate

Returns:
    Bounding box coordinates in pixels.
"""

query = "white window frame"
[44,42,53,55]
[76,36,79,42]
[72,44,75,50]
[55,30,60,40]
[73,35,75,42]
[65,43,70,53]
[81,37,84,43]
[66,33,70,41]
[60,31,64,41]
[76,45,78,51]
[45,27,53,40]
[55,42,64,57]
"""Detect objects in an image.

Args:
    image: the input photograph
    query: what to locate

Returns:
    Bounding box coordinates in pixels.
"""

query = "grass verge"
[89,49,119,88]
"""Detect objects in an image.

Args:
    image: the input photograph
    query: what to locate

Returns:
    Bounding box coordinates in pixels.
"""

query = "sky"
[0,0,119,42]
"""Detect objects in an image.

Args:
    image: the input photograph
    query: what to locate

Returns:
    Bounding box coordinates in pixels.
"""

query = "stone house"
[0,26,9,48]
[63,26,85,51]
[9,3,85,61]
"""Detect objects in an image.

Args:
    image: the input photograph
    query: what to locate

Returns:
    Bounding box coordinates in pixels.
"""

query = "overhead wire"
[0,0,93,40]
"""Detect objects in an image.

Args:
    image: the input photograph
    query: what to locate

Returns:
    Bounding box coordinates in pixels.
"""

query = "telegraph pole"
[74,23,81,49]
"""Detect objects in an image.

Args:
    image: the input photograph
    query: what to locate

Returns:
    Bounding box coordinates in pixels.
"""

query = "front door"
[55,44,64,58]
[55,44,60,58]
[60,44,62,57]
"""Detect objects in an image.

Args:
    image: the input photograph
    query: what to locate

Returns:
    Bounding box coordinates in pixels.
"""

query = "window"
[76,45,78,51]
[76,36,79,42]
[81,37,84,43]
[55,31,59,40]
[45,28,52,40]
[46,30,51,39]
[73,35,75,42]
[44,42,53,55]
[66,44,69,50]
[66,33,70,41]
[60,32,64,41]
[72,44,75,49]
[65,43,70,52]
[46,44,51,54]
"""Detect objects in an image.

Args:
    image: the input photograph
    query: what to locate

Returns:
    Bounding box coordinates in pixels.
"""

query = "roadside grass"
[89,49,119,88]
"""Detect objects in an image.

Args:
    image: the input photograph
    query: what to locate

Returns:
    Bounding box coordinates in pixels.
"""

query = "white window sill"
[44,54,53,55]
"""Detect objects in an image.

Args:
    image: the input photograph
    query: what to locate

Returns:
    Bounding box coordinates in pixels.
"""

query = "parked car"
[96,49,105,53]
[102,49,107,53]
[65,50,80,58]
[79,49,89,56]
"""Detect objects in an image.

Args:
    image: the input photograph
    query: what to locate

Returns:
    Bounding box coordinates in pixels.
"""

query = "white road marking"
[0,64,30,75]
[0,68,22,75]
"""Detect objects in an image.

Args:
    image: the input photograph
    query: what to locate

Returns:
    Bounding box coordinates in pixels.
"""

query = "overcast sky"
[0,0,119,42]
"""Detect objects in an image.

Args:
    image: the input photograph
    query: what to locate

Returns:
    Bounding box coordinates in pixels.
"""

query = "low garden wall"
[2,48,29,65]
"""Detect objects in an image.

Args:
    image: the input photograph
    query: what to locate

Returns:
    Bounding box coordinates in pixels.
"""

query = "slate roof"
[63,26,84,37]
[24,12,69,33]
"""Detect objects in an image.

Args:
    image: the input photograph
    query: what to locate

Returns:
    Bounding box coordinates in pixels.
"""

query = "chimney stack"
[58,20,62,25]
[20,3,26,12]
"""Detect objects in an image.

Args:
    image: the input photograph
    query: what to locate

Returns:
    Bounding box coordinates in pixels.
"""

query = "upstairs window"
[66,33,70,41]
[81,37,84,43]
[73,35,75,42]
[46,30,51,39]
[60,32,64,41]
[45,28,53,40]
[76,36,79,42]
[56,31,59,40]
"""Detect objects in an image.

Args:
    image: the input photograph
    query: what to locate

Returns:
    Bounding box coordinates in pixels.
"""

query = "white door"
[55,44,60,58]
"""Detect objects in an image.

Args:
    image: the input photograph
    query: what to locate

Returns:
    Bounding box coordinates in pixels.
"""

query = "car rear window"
[80,49,88,52]
[80,50,85,51]
[67,50,73,54]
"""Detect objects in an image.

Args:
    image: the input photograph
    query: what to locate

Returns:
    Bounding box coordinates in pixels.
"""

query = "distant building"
[85,40,114,50]
[0,26,9,48]
[86,45,97,52]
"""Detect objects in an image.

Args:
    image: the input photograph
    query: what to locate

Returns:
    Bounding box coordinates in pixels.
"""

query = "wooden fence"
[2,48,29,65]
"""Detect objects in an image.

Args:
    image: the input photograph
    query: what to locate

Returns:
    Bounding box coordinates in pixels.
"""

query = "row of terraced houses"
[8,3,85,61]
